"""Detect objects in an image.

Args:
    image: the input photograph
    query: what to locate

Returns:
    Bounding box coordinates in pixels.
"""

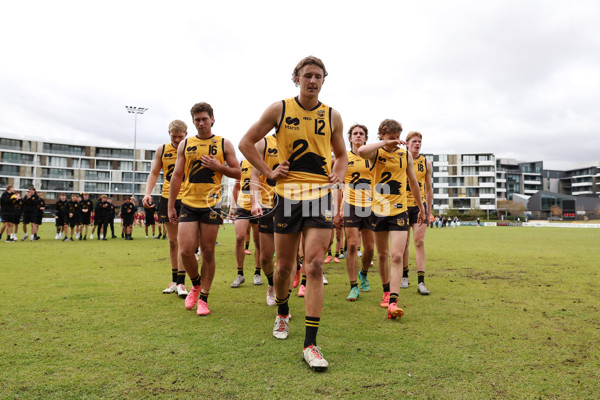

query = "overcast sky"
[1,0,599,170]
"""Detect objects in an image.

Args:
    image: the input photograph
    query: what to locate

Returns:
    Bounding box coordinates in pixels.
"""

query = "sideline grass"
[1,224,599,399]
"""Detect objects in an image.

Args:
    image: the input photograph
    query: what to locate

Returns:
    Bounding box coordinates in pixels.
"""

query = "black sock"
[418,271,425,284]
[245,242,249,250]
[266,272,274,286]
[334,251,339,258]
[237,268,244,276]
[327,250,332,256]
[199,291,209,302]
[301,275,307,286]
[360,268,368,277]
[304,316,320,348]
[177,271,186,285]
[403,266,409,278]
[276,294,290,316]
[350,281,358,289]
[254,268,261,276]
[191,275,201,287]
[171,269,178,283]
[389,293,399,304]
[383,282,390,292]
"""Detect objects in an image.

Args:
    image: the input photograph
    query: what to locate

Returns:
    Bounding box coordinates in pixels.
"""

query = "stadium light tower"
[125,106,148,197]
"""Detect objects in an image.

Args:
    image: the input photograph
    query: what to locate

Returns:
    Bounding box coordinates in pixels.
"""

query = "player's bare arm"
[143,144,163,207]
[407,152,425,225]
[329,109,347,185]
[168,144,186,224]
[425,159,433,218]
[249,143,264,217]
[239,101,288,181]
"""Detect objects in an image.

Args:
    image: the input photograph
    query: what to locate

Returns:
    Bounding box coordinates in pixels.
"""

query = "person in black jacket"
[1,185,16,242]
[54,193,68,240]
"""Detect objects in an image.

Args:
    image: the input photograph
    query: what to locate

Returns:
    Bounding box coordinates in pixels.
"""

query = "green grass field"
[1,224,598,399]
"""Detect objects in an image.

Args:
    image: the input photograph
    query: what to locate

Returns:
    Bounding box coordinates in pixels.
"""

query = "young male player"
[402,131,433,295]
[239,56,347,371]
[357,119,425,319]
[168,102,241,316]
[341,124,375,301]
[143,120,189,297]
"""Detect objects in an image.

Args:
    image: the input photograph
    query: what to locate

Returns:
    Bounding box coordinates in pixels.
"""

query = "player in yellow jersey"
[402,131,433,295]
[340,124,375,302]
[168,102,241,317]
[239,56,347,371]
[357,119,425,319]
[228,159,262,288]
[143,120,189,298]
[249,133,288,306]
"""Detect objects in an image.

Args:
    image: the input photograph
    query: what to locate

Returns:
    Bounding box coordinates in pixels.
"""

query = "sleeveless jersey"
[161,143,184,200]
[343,150,372,207]
[407,154,427,207]
[236,159,253,211]
[371,147,409,217]
[259,134,279,208]
[181,135,225,209]
[275,97,332,200]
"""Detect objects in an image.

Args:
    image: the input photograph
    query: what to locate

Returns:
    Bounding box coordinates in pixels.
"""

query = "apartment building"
[428,152,496,214]
[0,134,231,207]
[496,158,544,201]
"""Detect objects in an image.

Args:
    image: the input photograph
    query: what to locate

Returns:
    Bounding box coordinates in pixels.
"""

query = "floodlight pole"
[125,106,148,198]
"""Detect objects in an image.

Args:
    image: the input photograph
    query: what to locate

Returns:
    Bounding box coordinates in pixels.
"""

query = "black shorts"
[179,203,223,225]
[35,213,43,225]
[342,202,372,230]
[66,217,77,228]
[258,208,275,234]
[273,193,334,234]
[158,197,181,223]
[235,207,259,224]
[80,213,91,225]
[370,212,409,232]
[145,215,155,226]
[122,216,134,227]
[407,203,427,226]
[9,215,21,224]
[56,215,65,226]
[23,213,35,224]
[1,213,10,223]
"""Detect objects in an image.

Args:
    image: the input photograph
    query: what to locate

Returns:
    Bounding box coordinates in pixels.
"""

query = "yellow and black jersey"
[275,97,332,200]
[161,143,185,200]
[259,134,279,208]
[181,134,225,209]
[407,154,427,207]
[343,150,372,207]
[237,159,253,211]
[371,147,409,217]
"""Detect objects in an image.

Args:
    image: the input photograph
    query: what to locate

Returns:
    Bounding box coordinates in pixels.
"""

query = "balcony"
[572,190,594,195]
[572,181,592,187]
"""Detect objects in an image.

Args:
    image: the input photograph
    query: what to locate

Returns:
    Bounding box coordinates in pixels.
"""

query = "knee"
[414,238,425,249]
[390,252,403,265]
[304,259,323,278]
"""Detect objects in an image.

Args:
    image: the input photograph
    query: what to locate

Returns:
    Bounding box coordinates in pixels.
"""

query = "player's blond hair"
[169,120,187,133]
[406,131,422,143]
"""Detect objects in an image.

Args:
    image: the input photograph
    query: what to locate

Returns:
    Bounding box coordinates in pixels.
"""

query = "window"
[48,156,68,167]
[96,148,133,159]
[0,165,19,176]
[85,170,110,180]
[43,143,84,156]
[41,180,73,191]
[85,182,109,192]
[42,168,74,179]
[96,160,111,169]
[19,179,34,190]
[118,161,133,171]
[462,166,477,176]
[0,138,22,151]
[2,152,34,164]
[462,155,476,164]
[81,159,90,168]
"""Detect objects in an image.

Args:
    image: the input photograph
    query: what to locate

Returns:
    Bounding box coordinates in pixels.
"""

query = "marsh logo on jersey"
[285,117,300,130]
[317,110,325,118]
[394,203,403,209]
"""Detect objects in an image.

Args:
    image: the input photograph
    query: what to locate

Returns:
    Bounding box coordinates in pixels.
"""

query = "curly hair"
[377,119,403,140]
[292,56,328,86]
[190,102,214,119]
